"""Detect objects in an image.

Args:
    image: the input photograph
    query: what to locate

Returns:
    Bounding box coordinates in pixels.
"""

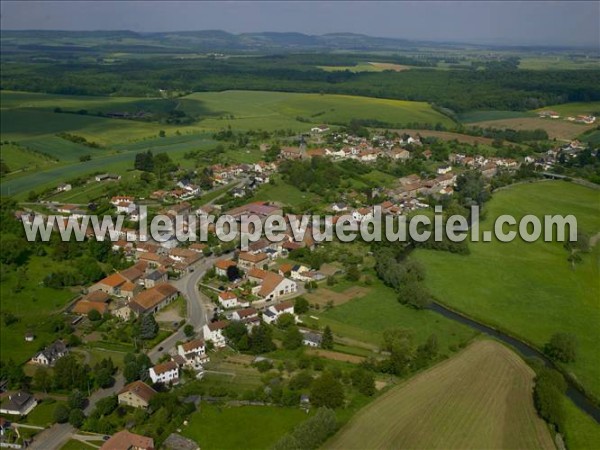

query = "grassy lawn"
[60,439,98,450]
[85,348,128,370]
[0,256,77,364]
[249,178,319,208]
[307,276,477,352]
[182,405,312,450]
[24,399,66,427]
[413,181,600,398]
[87,340,135,353]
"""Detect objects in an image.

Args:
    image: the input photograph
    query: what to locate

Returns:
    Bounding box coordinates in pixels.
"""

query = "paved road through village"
[32,256,218,449]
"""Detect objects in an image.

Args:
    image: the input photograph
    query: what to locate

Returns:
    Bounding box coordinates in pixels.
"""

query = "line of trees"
[3,54,599,112]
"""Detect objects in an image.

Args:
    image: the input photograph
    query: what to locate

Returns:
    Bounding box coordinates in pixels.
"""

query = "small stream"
[429,302,600,424]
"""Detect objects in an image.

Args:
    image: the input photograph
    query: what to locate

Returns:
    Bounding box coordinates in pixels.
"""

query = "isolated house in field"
[311,125,330,134]
[0,392,37,416]
[129,283,179,315]
[202,320,229,348]
[149,361,179,385]
[100,430,154,450]
[31,340,68,366]
[118,380,157,409]
[301,331,323,348]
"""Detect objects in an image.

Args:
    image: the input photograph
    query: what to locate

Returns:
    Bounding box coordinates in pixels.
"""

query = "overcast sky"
[1,1,598,47]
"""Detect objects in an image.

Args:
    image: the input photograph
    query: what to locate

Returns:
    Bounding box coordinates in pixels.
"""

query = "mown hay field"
[326,340,555,450]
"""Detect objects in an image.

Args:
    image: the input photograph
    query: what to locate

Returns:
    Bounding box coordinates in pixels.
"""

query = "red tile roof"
[118,380,157,403]
[98,273,127,288]
[151,360,178,375]
[101,430,154,450]
[215,260,236,270]
[181,338,205,353]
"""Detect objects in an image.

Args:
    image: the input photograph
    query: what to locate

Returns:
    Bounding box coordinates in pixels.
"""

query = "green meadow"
[182,405,312,450]
[0,143,57,173]
[563,395,600,450]
[309,276,477,351]
[458,110,535,123]
[0,134,218,198]
[249,176,320,208]
[0,256,77,364]
[1,89,452,197]
[413,181,600,398]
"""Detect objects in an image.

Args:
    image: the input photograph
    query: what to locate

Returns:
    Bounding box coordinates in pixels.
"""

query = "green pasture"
[183,90,454,129]
[458,110,535,123]
[0,256,77,364]
[311,277,476,351]
[0,143,57,174]
[413,181,600,398]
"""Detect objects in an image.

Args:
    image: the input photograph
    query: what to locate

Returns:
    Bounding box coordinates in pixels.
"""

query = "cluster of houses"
[539,110,596,124]
[110,195,139,220]
[522,140,590,171]
[279,132,423,163]
[148,161,276,202]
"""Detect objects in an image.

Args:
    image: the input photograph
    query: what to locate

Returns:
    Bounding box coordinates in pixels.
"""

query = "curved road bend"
[147,255,217,362]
